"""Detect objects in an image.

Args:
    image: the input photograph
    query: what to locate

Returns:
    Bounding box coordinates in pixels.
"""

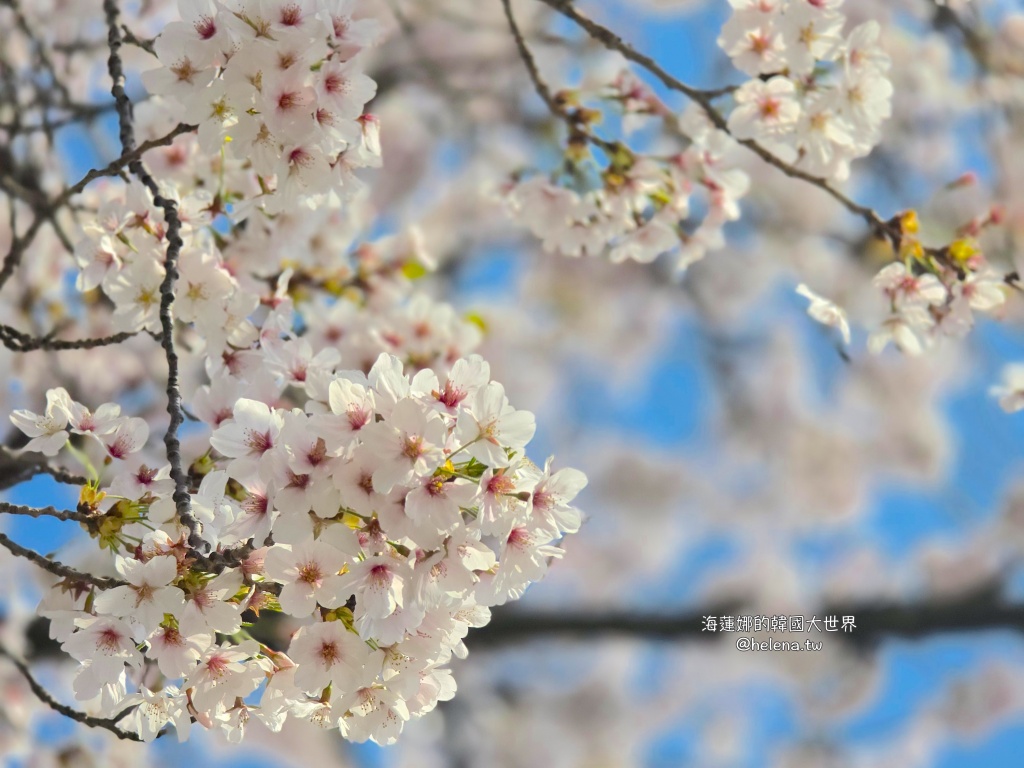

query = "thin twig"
[0,532,126,589]
[0,450,87,490]
[0,326,151,352]
[0,644,142,741]
[501,0,618,154]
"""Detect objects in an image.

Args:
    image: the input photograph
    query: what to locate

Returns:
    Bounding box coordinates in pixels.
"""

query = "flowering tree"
[1,0,1024,765]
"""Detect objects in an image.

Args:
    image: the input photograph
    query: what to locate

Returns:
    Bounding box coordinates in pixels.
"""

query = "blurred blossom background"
[6,0,1024,766]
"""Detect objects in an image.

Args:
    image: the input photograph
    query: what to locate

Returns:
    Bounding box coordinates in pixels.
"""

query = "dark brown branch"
[0,326,148,353]
[0,501,91,523]
[0,644,142,741]
[0,531,126,589]
[1,456,89,488]
[120,24,156,56]
[0,449,86,490]
[928,0,989,72]
[103,0,202,551]
[473,584,1024,648]
[500,0,618,155]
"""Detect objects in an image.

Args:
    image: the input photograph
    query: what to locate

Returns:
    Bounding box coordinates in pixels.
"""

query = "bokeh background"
[6,0,1024,766]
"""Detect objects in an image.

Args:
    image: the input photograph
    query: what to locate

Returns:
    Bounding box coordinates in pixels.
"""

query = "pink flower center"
[279,4,302,26]
[171,58,200,84]
[749,32,771,56]
[277,91,303,113]
[347,407,370,431]
[316,108,336,127]
[402,435,425,460]
[324,73,348,95]
[307,438,328,466]
[288,147,313,169]
[195,15,217,40]
[487,474,515,496]
[507,528,531,549]
[206,654,229,678]
[298,562,323,586]
[245,429,273,454]
[243,493,268,516]
[97,627,124,654]
[160,626,183,645]
[107,436,132,460]
[318,640,341,665]
[435,381,467,408]
[758,97,781,120]
[369,564,391,587]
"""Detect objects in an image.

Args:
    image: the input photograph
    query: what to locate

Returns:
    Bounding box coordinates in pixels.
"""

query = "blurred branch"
[0,643,142,741]
[0,448,88,489]
[0,531,125,589]
[474,583,1024,647]
[928,0,990,71]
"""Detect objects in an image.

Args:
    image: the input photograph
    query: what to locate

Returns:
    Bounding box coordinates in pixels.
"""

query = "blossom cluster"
[142,0,382,211]
[720,0,893,181]
[11,387,148,459]
[24,161,583,743]
[72,178,258,346]
[18,341,585,743]
[796,214,1008,356]
[867,259,1006,356]
[5,0,588,748]
[505,103,750,272]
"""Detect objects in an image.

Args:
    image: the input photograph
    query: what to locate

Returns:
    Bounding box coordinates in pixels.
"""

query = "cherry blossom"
[92,555,184,633]
[796,283,851,345]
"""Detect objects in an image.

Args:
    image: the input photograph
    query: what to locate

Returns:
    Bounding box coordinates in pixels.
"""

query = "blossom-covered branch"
[0,122,194,292]
[532,0,900,240]
[103,0,201,549]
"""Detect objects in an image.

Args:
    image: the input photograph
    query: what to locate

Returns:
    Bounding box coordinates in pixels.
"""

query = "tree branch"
[103,0,203,551]
[0,643,142,741]
[0,122,194,292]
[0,326,153,353]
[473,584,1024,648]
[533,0,905,246]
[500,0,618,154]
[0,449,87,490]
[0,501,92,523]
[928,0,989,72]
[0,532,125,589]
